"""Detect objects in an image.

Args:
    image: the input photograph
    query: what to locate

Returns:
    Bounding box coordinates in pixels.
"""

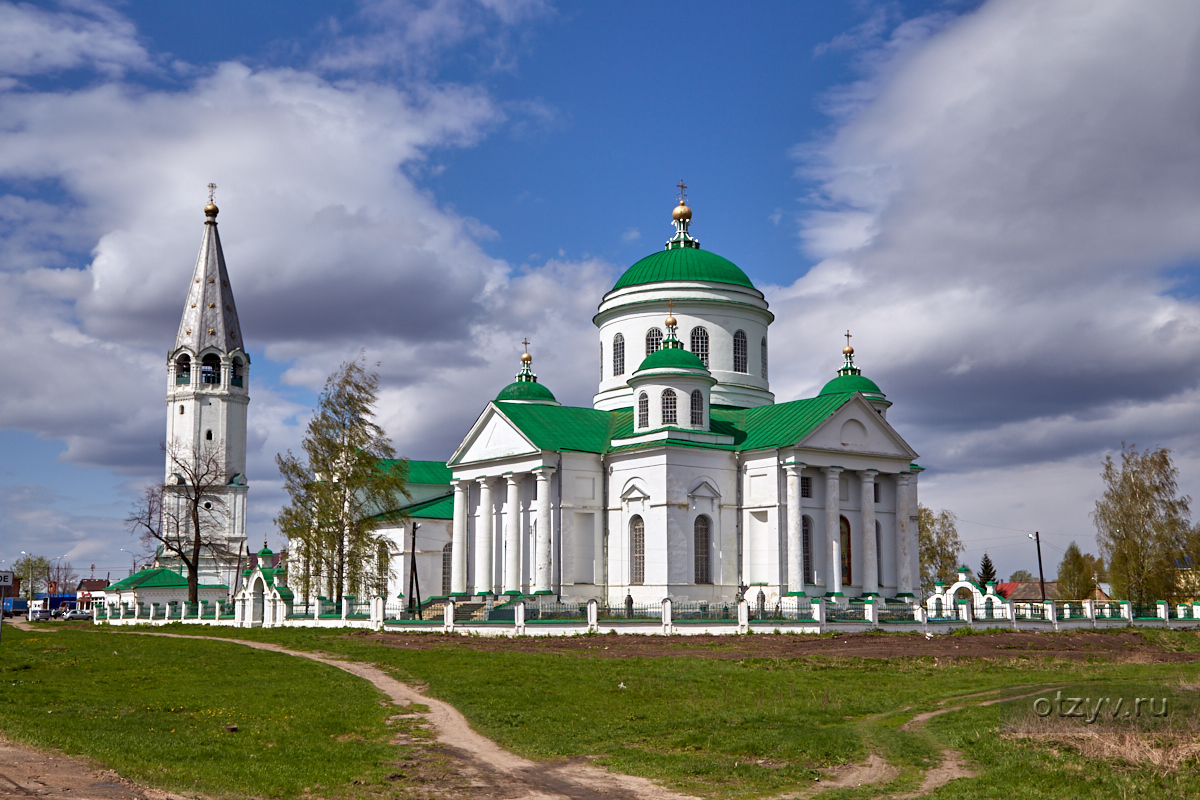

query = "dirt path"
[0,737,185,800]
[120,631,699,800]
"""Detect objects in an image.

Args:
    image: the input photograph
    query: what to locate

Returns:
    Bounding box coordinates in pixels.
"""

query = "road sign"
[0,571,12,587]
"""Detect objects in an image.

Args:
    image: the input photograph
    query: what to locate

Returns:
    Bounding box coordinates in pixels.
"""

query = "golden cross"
[667,299,675,316]
[207,182,217,202]
[521,338,530,351]
[845,330,852,347]
[676,179,687,203]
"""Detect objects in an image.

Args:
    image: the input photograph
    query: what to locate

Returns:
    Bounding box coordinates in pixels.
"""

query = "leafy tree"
[1056,541,1105,600]
[275,357,409,604]
[126,440,231,605]
[12,554,50,600]
[918,505,964,596]
[1008,569,1034,582]
[1093,444,1192,604]
[978,552,997,585]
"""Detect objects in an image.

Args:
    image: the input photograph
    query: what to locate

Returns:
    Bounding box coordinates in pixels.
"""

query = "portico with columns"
[381,194,922,607]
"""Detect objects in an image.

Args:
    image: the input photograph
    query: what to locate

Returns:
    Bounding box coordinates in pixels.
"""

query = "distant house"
[995,581,1110,603]
[74,578,109,611]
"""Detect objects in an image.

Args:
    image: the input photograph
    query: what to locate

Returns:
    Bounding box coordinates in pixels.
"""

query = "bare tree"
[126,440,229,605]
[47,560,79,594]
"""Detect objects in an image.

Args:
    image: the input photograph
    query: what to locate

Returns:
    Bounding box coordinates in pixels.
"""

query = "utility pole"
[1029,531,1046,602]
[406,522,423,619]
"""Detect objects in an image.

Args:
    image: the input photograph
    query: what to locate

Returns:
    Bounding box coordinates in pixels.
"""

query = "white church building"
[378,197,923,607]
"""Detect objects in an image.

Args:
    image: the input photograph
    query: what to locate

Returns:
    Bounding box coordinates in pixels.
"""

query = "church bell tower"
[164,188,250,560]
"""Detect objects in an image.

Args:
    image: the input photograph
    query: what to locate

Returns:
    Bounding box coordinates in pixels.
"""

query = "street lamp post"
[1028,532,1046,603]
[120,549,137,577]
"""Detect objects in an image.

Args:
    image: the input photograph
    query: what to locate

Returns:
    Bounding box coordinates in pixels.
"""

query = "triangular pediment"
[450,405,539,466]
[797,395,918,459]
[688,479,721,499]
[620,483,650,502]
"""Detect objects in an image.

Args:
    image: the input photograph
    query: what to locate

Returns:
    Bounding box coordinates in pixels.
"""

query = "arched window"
[733,330,748,373]
[875,521,882,585]
[231,357,244,388]
[661,389,677,425]
[690,390,703,426]
[613,333,625,376]
[645,328,663,356]
[201,353,221,385]
[694,516,711,584]
[802,516,814,584]
[205,429,213,441]
[175,355,191,385]
[630,515,645,585]
[441,543,453,596]
[178,405,184,415]
[638,392,649,428]
[761,337,768,379]
[690,326,709,367]
[840,516,852,585]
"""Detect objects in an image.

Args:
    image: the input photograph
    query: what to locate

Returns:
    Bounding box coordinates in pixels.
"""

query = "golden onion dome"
[843,345,855,356]
[520,351,533,363]
[672,201,692,221]
[665,314,677,328]
[204,202,219,217]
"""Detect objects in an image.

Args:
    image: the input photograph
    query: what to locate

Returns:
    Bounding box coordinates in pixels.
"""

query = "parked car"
[63,610,92,621]
[29,609,52,621]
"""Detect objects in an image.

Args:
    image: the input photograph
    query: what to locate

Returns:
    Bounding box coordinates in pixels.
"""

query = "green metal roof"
[819,373,883,397]
[613,247,755,291]
[635,346,708,373]
[496,380,558,403]
[105,568,228,592]
[496,403,619,453]
[375,459,452,485]
[373,492,454,522]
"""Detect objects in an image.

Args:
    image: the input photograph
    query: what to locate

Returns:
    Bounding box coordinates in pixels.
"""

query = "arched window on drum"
[629,516,645,585]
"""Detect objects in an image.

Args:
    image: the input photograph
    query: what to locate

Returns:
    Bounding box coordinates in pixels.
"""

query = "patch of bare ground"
[356,628,1200,662]
[0,737,188,800]
[1003,710,1200,771]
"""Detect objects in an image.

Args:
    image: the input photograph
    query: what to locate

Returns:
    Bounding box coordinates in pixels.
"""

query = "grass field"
[3,623,1200,799]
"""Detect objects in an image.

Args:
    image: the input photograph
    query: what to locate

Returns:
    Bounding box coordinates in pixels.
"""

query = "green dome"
[613,247,755,291]
[496,380,557,403]
[635,346,708,373]
[820,373,884,397]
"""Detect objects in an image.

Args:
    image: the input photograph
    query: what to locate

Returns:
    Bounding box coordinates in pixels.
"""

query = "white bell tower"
[163,187,250,566]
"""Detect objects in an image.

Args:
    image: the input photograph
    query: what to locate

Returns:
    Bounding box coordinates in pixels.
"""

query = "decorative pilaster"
[533,468,556,595]
[503,474,523,595]
[785,464,805,596]
[896,473,913,597]
[449,480,468,597]
[861,470,878,596]
[824,466,843,596]
[475,477,495,596]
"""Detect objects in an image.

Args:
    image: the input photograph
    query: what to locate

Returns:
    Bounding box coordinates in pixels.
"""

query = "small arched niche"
[174,354,191,384]
[840,418,867,447]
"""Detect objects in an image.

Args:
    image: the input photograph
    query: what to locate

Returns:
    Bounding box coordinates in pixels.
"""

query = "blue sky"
[2,0,1199,582]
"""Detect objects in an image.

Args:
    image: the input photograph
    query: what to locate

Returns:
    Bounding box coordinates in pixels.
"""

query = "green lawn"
[3,624,1199,799]
[0,625,431,799]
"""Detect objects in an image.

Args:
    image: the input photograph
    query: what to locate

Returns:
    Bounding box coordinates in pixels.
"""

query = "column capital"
[822,465,843,477]
[534,466,556,477]
[476,475,494,486]
[451,478,468,491]
[860,469,879,480]
[897,472,912,486]
[784,462,804,476]
[505,472,523,485]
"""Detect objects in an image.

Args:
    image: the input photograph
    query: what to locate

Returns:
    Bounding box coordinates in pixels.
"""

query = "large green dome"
[613,247,755,291]
[496,380,557,403]
[819,373,883,398]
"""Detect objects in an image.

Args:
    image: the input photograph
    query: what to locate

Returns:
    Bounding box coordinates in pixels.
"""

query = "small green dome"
[613,247,755,291]
[820,372,884,397]
[496,381,557,403]
[635,346,708,373]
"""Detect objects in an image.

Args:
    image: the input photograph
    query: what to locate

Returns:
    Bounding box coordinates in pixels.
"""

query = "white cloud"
[0,0,151,77]
[776,0,1200,546]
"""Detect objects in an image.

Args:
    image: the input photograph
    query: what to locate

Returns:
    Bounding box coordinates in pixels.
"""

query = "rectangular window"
[874,482,881,504]
[800,476,812,498]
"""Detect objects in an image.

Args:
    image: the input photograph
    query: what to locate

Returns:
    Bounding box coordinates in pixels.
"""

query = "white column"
[824,467,843,596]
[475,477,495,596]
[450,480,468,596]
[503,474,523,595]
[534,468,556,595]
[897,473,913,597]
[785,464,805,596]
[861,470,878,596]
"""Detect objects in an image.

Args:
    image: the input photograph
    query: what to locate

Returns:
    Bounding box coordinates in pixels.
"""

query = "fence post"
[444,599,455,633]
[587,598,598,633]
[915,603,927,635]
[662,597,673,635]
[371,595,383,631]
[1120,600,1132,621]
[1044,600,1056,630]
[737,598,749,634]
[1157,600,1169,626]
[341,596,350,622]
[1083,599,1095,628]
[515,600,526,636]
[960,601,973,626]
[815,598,826,632]
[864,597,876,626]
[1193,603,1200,622]
[234,596,244,627]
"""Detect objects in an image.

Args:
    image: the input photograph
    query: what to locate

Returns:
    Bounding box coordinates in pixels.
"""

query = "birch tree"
[918,505,964,596]
[275,357,409,603]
